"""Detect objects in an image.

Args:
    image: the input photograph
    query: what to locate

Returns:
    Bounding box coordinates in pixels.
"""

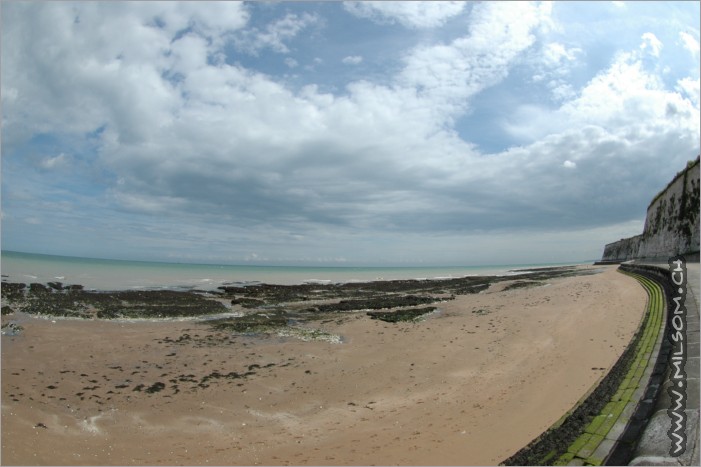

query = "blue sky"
[1,1,699,266]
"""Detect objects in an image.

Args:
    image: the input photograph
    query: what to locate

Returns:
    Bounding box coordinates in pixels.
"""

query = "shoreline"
[1,250,592,291]
[1,265,647,465]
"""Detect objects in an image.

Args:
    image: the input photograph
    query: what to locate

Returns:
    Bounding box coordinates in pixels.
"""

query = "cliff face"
[601,157,700,262]
[601,235,643,262]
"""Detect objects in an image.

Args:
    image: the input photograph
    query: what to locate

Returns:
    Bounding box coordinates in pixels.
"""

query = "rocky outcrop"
[601,157,700,262]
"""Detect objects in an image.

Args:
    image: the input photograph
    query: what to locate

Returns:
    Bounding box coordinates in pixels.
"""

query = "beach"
[1,265,647,465]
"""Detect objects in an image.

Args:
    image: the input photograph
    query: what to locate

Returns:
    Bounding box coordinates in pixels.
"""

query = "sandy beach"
[1,265,647,465]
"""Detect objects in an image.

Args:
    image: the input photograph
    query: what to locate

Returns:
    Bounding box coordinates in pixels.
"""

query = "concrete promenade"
[629,261,699,466]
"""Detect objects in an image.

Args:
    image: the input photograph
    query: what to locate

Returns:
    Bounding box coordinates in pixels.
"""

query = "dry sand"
[1,265,647,465]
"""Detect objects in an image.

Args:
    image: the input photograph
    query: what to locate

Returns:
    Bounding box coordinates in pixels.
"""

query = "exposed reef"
[366,306,438,323]
[1,266,590,342]
[1,282,226,319]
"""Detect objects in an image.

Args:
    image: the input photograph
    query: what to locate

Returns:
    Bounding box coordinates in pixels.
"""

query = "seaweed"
[367,306,437,323]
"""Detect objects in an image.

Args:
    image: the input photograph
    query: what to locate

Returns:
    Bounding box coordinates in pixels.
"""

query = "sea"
[1,250,590,292]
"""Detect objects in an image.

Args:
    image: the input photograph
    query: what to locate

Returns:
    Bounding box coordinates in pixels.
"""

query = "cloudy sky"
[2,1,699,267]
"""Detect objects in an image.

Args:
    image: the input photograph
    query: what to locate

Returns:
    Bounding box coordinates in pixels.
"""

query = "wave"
[302,279,333,285]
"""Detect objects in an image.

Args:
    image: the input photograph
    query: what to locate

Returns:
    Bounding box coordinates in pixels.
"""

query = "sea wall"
[601,157,700,262]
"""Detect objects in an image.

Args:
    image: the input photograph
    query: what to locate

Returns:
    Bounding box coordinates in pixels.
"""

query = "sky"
[1,1,700,267]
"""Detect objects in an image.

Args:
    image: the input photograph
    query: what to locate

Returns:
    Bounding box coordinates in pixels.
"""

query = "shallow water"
[1,250,587,291]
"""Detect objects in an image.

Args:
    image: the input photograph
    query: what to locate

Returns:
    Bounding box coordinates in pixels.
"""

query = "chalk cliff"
[601,156,700,262]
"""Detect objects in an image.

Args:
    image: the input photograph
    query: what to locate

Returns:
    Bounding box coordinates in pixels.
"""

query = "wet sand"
[1,265,646,465]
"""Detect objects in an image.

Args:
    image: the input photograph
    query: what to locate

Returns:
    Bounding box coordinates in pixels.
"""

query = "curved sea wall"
[502,268,670,465]
[601,157,700,263]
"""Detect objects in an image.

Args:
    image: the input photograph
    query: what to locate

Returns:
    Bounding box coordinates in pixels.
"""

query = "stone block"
[658,378,700,411]
[596,413,621,437]
[620,417,647,444]
[633,400,656,422]
[634,410,678,457]
[686,357,699,379]
[628,455,683,465]
[633,385,647,402]
[577,433,604,458]
[620,401,638,422]
[568,433,592,454]
[605,440,636,466]
[634,409,699,464]
[585,415,607,435]
[688,378,700,409]
[605,416,629,441]
[645,382,661,401]
[587,438,616,465]
[611,387,624,402]
[654,360,670,377]
[553,451,575,465]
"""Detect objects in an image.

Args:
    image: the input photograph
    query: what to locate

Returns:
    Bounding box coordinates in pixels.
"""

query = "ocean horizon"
[1,250,593,291]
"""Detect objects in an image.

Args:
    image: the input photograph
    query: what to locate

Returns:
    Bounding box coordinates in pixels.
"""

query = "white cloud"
[677,77,700,108]
[565,52,696,131]
[343,1,466,29]
[111,191,188,215]
[542,43,583,66]
[549,82,577,102]
[1,2,233,147]
[39,153,69,170]
[76,1,553,234]
[397,2,550,116]
[2,2,700,265]
[284,57,299,68]
[508,31,699,144]
[170,33,210,72]
[640,32,663,57]
[533,42,585,102]
[680,31,700,59]
[342,55,363,65]
[232,12,319,55]
[138,2,249,38]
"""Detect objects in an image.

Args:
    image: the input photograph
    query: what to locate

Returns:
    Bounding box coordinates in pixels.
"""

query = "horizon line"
[1,249,595,271]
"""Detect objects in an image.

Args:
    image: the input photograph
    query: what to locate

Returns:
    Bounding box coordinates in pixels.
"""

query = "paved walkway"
[629,261,699,466]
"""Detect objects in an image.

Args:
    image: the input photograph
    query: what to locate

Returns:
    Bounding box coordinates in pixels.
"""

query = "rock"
[367,307,437,323]
[1,322,24,336]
